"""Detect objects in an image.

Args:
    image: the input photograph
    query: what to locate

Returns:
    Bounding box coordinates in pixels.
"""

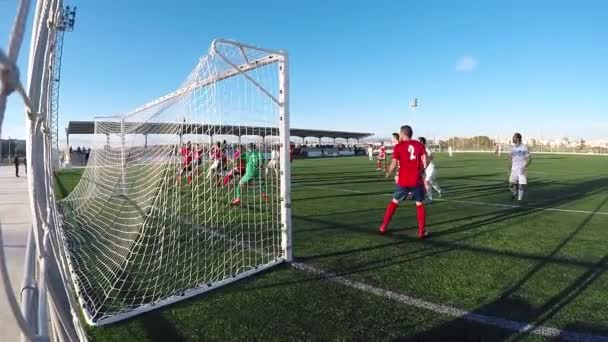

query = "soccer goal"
[56,39,291,326]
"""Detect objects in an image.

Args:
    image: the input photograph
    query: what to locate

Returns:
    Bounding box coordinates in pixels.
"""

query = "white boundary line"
[296,185,608,216]
[292,262,608,341]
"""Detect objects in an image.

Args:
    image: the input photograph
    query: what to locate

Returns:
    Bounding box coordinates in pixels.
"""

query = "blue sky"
[1,0,607,142]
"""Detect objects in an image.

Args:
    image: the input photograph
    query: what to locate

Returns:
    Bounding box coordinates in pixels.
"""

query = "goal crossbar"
[128,51,285,118]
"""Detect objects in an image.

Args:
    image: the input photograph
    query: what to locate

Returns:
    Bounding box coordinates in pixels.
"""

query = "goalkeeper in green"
[231,144,268,205]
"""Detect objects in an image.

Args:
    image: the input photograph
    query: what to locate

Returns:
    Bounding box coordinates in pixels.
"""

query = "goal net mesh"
[57,40,288,325]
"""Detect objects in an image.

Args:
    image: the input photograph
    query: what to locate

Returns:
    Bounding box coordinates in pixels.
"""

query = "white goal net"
[57,39,292,325]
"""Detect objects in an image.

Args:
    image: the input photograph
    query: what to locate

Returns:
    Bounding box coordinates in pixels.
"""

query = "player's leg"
[177,164,187,185]
[412,185,428,239]
[517,172,527,201]
[231,171,254,205]
[424,179,433,201]
[266,160,275,176]
[509,170,518,200]
[232,173,250,205]
[427,167,442,197]
[376,157,382,170]
[379,186,407,234]
[206,160,217,178]
[273,161,279,177]
[424,167,434,201]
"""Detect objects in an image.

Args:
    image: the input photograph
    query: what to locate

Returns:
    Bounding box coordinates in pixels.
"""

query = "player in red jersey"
[177,141,194,185]
[223,145,245,186]
[376,142,387,171]
[380,125,429,239]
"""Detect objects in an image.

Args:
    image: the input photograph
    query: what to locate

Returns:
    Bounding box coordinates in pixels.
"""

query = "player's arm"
[525,149,532,169]
[386,159,398,178]
[386,146,399,178]
[422,152,428,169]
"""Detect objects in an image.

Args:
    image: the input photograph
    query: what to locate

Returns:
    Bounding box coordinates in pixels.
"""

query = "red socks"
[382,201,398,227]
[382,201,426,238]
[416,204,426,237]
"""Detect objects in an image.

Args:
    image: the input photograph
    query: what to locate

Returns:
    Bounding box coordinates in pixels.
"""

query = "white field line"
[292,262,608,341]
[295,184,608,216]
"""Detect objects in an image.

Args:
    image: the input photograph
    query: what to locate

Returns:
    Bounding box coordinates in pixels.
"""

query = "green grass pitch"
[54,153,608,341]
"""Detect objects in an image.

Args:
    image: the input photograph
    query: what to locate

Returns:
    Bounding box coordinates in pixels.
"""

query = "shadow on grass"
[137,311,186,342]
[290,175,608,340]
[410,193,608,341]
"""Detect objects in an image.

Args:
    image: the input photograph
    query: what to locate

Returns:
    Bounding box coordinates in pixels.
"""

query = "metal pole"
[278,54,292,262]
[20,227,37,342]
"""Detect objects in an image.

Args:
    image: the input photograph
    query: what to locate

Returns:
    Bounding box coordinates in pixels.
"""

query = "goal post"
[56,39,292,326]
[278,55,292,261]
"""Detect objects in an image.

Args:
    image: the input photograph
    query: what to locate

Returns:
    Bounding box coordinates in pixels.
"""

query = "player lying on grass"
[376,142,387,171]
[509,132,531,202]
[418,137,442,201]
[380,125,429,239]
[231,144,268,205]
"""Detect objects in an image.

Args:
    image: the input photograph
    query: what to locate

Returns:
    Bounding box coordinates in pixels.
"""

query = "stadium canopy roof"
[66,121,373,140]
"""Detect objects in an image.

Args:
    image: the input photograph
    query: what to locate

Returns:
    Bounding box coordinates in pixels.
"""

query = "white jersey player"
[266,146,279,176]
[368,145,374,161]
[509,133,531,202]
[448,146,454,157]
[419,137,442,201]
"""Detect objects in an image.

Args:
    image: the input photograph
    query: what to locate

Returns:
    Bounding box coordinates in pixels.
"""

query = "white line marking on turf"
[296,185,608,216]
[292,262,608,341]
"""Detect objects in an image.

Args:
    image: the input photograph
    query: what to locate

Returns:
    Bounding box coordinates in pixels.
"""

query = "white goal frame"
[57,39,292,326]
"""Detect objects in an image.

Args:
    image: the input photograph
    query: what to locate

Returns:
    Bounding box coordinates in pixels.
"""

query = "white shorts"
[425,164,436,182]
[509,169,527,185]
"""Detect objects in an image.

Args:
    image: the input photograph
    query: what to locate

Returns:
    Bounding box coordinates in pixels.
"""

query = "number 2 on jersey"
[408,145,415,160]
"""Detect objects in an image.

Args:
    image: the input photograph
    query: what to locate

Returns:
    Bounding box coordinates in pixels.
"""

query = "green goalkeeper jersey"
[245,151,264,174]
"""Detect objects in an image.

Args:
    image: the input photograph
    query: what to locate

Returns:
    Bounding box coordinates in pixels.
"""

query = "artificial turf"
[54,152,608,341]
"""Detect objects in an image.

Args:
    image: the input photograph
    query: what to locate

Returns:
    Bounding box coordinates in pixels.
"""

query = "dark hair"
[514,133,522,140]
[418,137,427,145]
[392,133,400,140]
[400,125,413,138]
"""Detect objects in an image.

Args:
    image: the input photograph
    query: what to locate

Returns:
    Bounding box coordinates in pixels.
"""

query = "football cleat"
[379,224,388,234]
